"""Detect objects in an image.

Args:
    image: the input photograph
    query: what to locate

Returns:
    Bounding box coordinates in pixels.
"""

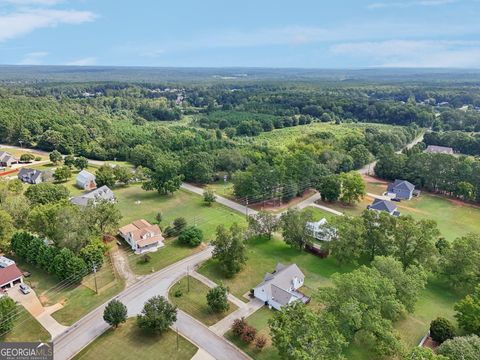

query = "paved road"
[358,132,425,175]
[181,182,258,217]
[53,247,249,360]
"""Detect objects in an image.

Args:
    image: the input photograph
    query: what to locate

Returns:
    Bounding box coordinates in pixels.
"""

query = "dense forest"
[1,79,480,202]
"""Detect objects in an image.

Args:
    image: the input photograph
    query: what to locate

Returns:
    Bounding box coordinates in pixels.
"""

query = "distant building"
[118,219,165,254]
[0,256,23,290]
[306,218,336,241]
[70,185,115,207]
[368,198,400,216]
[425,145,454,155]
[76,170,97,191]
[387,180,415,200]
[0,151,18,167]
[17,168,44,184]
[253,263,309,310]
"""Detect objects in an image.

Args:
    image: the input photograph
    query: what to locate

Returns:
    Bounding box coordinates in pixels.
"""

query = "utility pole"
[187,265,190,293]
[245,198,249,220]
[92,263,98,294]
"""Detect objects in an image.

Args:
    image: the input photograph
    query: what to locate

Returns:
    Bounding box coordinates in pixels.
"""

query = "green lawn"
[319,177,480,241]
[0,305,50,343]
[73,319,197,360]
[304,206,338,222]
[225,307,281,360]
[169,276,238,326]
[199,236,355,300]
[16,253,125,326]
[0,147,48,161]
[206,180,235,199]
[113,185,246,275]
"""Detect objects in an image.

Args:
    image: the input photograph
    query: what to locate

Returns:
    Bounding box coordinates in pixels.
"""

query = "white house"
[253,263,309,310]
[76,170,97,190]
[306,218,336,241]
[118,219,165,254]
[0,256,23,290]
[70,185,115,207]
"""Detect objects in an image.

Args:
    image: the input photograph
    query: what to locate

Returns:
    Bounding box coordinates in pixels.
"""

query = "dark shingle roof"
[369,198,397,213]
[388,179,415,192]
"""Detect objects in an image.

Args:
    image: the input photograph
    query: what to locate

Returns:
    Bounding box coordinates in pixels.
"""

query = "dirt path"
[110,247,142,287]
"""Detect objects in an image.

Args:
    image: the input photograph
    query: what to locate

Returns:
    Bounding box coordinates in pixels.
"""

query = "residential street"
[53,247,250,360]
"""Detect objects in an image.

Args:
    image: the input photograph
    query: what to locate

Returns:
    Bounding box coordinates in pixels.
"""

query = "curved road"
[53,247,250,360]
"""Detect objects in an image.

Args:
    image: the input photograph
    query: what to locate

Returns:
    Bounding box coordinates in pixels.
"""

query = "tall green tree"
[49,150,63,165]
[280,208,313,250]
[212,223,246,277]
[95,165,116,188]
[339,171,366,204]
[0,297,17,334]
[438,335,480,360]
[24,183,70,206]
[0,210,14,252]
[53,165,72,182]
[269,301,347,360]
[103,300,128,329]
[142,156,183,195]
[247,210,279,240]
[137,296,177,333]
[206,284,230,313]
[454,286,480,336]
[327,216,365,265]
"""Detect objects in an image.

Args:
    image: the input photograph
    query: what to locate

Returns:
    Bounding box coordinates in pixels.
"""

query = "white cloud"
[0,8,97,42]
[66,57,96,66]
[368,0,457,9]
[330,40,480,67]
[19,50,48,64]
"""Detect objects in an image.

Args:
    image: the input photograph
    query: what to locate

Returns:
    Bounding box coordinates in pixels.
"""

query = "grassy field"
[304,206,338,222]
[169,276,238,326]
[0,305,51,343]
[0,147,48,161]
[200,234,463,359]
[199,236,355,300]
[225,307,281,360]
[325,176,480,241]
[16,252,125,326]
[73,319,197,360]
[112,185,246,275]
[249,122,406,149]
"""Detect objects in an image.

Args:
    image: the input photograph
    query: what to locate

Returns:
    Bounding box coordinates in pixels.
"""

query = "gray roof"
[255,263,305,306]
[388,179,415,192]
[18,168,43,182]
[369,198,397,213]
[76,170,96,185]
[71,185,115,206]
[0,151,17,164]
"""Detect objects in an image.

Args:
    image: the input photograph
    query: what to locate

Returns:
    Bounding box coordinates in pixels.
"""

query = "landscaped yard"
[0,305,50,343]
[169,276,238,326]
[320,176,480,241]
[0,147,48,161]
[73,319,198,360]
[304,206,338,222]
[16,252,125,326]
[198,236,355,300]
[113,185,246,275]
[225,307,280,360]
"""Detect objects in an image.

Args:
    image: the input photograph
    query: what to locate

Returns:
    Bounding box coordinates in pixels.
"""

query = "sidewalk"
[190,270,264,336]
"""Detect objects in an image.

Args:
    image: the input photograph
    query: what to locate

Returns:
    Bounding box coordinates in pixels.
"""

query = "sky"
[0,0,479,68]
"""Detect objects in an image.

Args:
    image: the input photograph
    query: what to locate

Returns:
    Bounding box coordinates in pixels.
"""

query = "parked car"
[19,284,31,294]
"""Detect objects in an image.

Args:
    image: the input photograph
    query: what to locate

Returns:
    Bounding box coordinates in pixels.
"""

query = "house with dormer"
[119,219,165,254]
[253,263,309,310]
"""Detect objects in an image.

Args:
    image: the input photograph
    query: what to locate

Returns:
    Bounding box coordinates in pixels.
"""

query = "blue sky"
[0,0,479,68]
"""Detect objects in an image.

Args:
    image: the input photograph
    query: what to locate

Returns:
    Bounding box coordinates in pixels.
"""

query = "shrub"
[34,156,42,162]
[241,325,257,343]
[203,189,216,206]
[254,335,267,350]
[232,317,247,336]
[430,317,456,344]
[174,289,183,298]
[140,253,151,263]
[178,226,203,247]
[173,217,187,235]
[163,226,175,238]
[438,335,480,360]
